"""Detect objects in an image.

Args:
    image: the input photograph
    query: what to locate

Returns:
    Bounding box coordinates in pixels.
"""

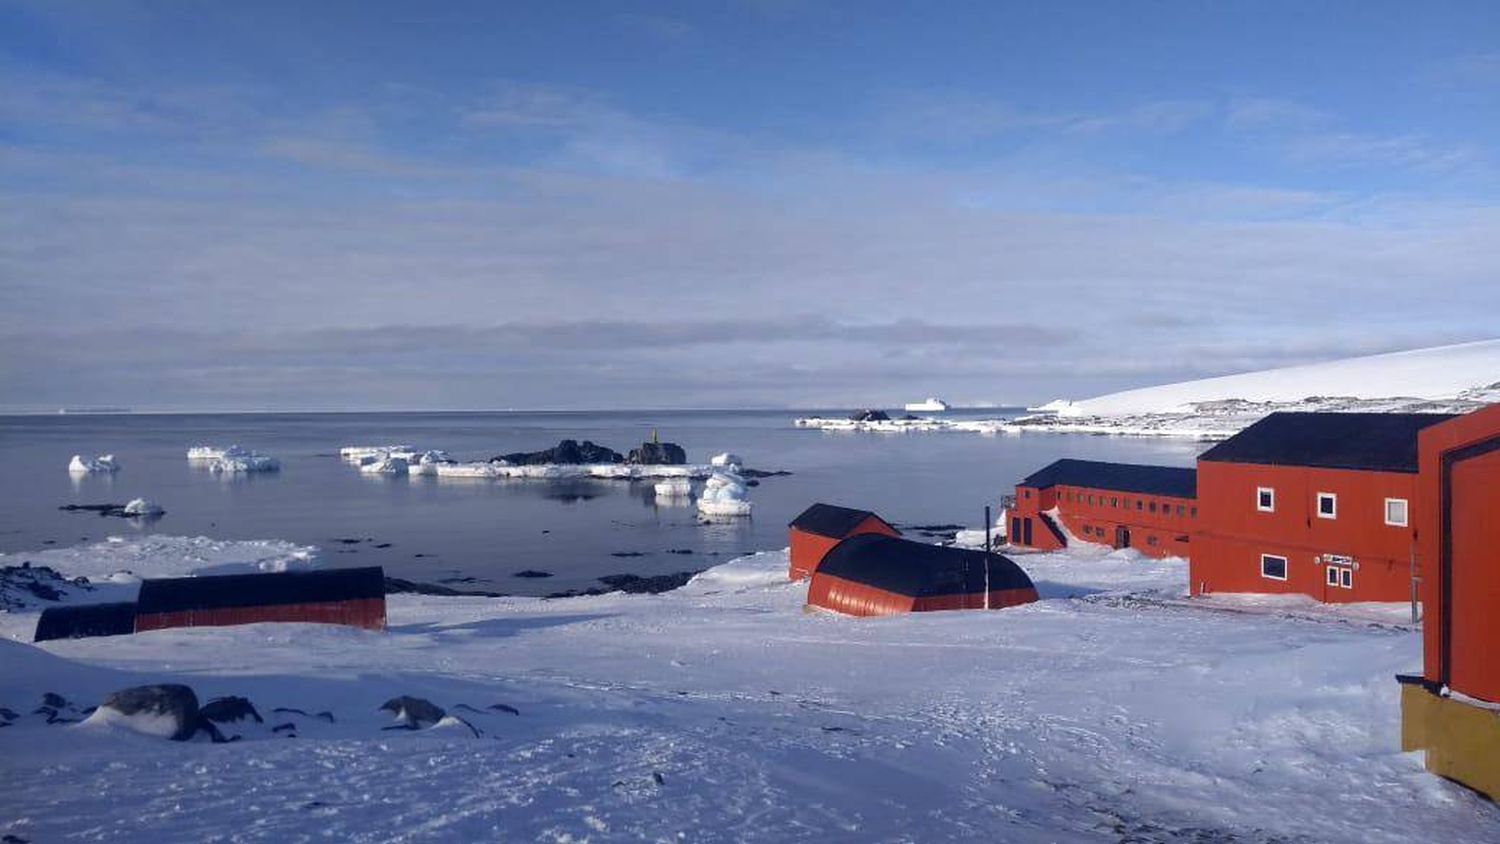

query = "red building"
[1009,459,1197,558]
[1399,402,1500,798]
[787,503,900,581]
[806,534,1038,617]
[1190,412,1457,603]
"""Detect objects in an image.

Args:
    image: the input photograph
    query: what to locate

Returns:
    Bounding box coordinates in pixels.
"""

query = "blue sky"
[2,1,1497,410]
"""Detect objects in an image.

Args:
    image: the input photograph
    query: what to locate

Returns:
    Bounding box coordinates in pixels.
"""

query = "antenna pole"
[984,504,992,609]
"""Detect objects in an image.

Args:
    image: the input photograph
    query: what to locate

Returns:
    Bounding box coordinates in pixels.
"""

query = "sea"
[0,410,1203,595]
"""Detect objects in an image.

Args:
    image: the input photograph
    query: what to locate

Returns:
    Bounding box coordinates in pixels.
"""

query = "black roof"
[1019,459,1197,498]
[1198,412,1460,473]
[816,535,1034,597]
[789,503,897,538]
[34,601,138,642]
[136,567,385,615]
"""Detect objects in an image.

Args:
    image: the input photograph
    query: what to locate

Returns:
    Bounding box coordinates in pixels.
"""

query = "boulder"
[628,441,687,465]
[496,439,624,465]
[96,684,203,741]
[379,695,446,727]
[849,409,890,422]
[201,696,263,724]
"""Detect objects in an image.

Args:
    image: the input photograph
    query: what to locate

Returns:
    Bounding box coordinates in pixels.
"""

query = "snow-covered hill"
[1068,339,1500,416]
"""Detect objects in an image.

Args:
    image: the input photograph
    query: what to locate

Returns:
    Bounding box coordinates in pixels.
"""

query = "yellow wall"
[1402,682,1500,800]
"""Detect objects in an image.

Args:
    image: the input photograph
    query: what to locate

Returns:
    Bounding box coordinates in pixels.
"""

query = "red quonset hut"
[1009,459,1198,558]
[788,503,900,581]
[133,567,387,633]
[806,534,1038,617]
[1191,412,1458,603]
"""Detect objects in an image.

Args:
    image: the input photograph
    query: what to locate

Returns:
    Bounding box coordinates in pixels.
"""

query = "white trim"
[1316,492,1337,520]
[1340,567,1353,589]
[1256,486,1276,513]
[1326,566,1340,587]
[1260,553,1288,581]
[1384,497,1409,527]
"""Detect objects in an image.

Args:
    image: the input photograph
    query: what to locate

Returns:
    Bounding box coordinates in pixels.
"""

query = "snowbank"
[68,454,118,474]
[0,535,319,586]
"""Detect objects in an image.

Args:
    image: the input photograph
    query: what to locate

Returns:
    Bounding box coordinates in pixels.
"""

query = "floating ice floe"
[360,456,409,475]
[340,445,417,462]
[122,498,166,517]
[187,445,232,461]
[68,454,119,474]
[432,461,502,479]
[409,450,457,476]
[208,449,281,474]
[654,477,693,497]
[433,462,714,481]
[697,470,752,517]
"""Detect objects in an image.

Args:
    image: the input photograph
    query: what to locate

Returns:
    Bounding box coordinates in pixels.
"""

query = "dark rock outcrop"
[1,563,91,611]
[379,695,445,727]
[597,571,698,594]
[201,696,263,724]
[384,576,505,598]
[627,441,686,465]
[513,569,553,579]
[849,409,890,422]
[496,439,624,465]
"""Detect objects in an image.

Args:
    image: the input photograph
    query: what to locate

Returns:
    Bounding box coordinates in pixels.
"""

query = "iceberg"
[186,445,231,461]
[697,469,752,517]
[340,445,417,462]
[208,449,281,473]
[122,498,166,517]
[359,456,409,475]
[410,450,458,476]
[68,454,118,474]
[710,452,743,468]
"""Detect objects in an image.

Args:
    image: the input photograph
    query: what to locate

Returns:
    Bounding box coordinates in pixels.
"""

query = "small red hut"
[787,503,900,581]
[806,535,1038,617]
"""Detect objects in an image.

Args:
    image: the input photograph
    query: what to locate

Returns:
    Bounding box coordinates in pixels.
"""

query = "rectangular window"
[1135,500,1143,511]
[1260,554,1288,581]
[1190,507,1197,518]
[1341,568,1352,589]
[1317,492,1337,520]
[1385,498,1408,527]
[1176,504,1185,517]
[1257,487,1275,513]
[1111,497,1118,507]
[1147,535,1158,546]
[1148,501,1157,513]
[1326,566,1339,587]
[1024,490,1031,499]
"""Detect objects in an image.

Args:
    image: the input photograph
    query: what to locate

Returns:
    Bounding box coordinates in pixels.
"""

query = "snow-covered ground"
[2,535,1494,842]
[798,339,1500,440]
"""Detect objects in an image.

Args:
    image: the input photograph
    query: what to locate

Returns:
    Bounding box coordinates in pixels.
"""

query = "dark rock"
[597,571,698,594]
[849,409,890,422]
[652,771,665,786]
[333,538,363,545]
[272,722,296,733]
[316,711,335,723]
[497,439,623,466]
[544,587,609,599]
[3,833,31,843]
[379,696,445,727]
[441,715,481,737]
[202,696,262,724]
[1,564,92,611]
[384,576,505,598]
[667,549,694,555]
[739,469,792,479]
[0,707,17,721]
[513,570,553,578]
[41,692,67,709]
[99,684,202,741]
[610,552,647,558]
[627,441,686,466]
[489,703,520,716]
[272,707,309,716]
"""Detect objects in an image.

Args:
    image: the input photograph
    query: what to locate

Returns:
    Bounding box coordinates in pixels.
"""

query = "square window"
[1326,567,1339,587]
[1257,487,1275,513]
[1111,497,1118,507]
[1135,500,1143,511]
[1317,493,1337,519]
[1149,501,1157,513]
[1147,536,1158,546]
[1260,554,1288,581]
[1176,505,1185,517]
[1341,568,1352,588]
[1191,507,1198,518]
[1385,498,1408,527]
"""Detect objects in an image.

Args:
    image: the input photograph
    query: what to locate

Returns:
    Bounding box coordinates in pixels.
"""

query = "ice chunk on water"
[710,452,743,468]
[68,454,118,474]
[360,456,409,475]
[697,470,752,516]
[122,498,165,517]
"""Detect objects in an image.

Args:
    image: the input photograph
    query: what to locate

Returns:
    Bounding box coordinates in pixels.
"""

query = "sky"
[1,1,1497,411]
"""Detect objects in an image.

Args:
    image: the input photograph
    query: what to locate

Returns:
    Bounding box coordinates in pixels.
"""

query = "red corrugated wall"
[133,598,387,633]
[788,516,900,581]
[807,574,1038,617]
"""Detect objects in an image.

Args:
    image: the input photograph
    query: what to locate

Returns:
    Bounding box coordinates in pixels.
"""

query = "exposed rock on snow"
[627,440,686,465]
[0,564,92,611]
[497,439,624,466]
[379,696,445,728]
[697,470,752,517]
[68,454,117,474]
[849,409,890,422]
[430,714,480,737]
[88,684,204,741]
[200,696,263,725]
[121,498,165,518]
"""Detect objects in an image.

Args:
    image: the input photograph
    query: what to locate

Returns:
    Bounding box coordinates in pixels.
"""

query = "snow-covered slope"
[1071,339,1500,416]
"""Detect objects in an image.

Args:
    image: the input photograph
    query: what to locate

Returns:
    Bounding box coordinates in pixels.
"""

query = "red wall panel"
[133,598,387,633]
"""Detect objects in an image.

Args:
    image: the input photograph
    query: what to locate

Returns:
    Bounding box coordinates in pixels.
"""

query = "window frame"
[1316,492,1337,520]
[1260,553,1288,581]
[1326,566,1339,587]
[1384,497,1409,527]
[1340,567,1353,589]
[1256,487,1276,513]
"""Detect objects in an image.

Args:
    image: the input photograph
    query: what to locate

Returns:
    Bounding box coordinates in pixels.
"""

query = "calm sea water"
[0,410,1203,594]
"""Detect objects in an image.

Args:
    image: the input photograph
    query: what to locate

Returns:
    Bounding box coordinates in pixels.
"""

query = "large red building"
[806,535,1038,617]
[787,503,900,581]
[1190,412,1456,603]
[1008,459,1197,559]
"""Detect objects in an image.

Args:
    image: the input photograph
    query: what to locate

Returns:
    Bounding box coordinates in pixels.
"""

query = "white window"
[1340,568,1353,589]
[1317,492,1337,520]
[1326,566,1339,586]
[1256,487,1276,513]
[1385,498,1409,527]
[1260,554,1288,581]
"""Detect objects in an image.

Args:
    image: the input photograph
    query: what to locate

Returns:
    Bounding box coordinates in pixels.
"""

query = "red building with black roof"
[1190,412,1458,603]
[787,503,900,581]
[1009,459,1197,558]
[806,534,1038,617]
